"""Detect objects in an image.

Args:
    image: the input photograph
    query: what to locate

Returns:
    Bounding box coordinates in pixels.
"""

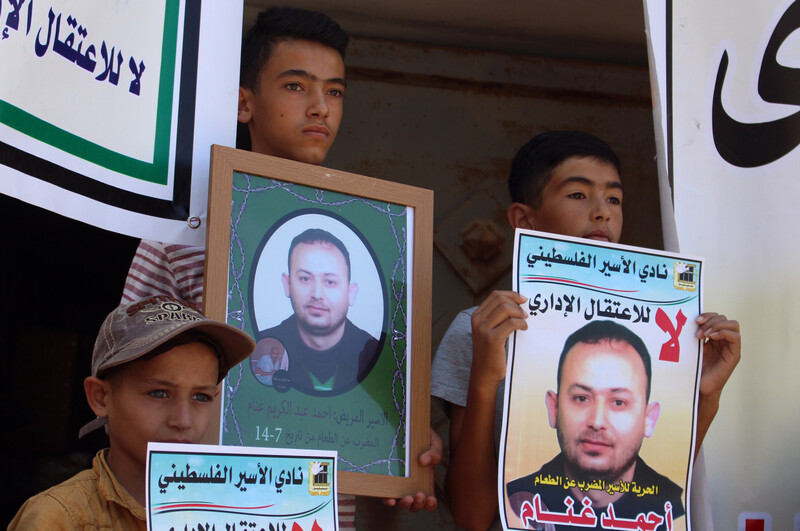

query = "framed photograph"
[203,145,433,498]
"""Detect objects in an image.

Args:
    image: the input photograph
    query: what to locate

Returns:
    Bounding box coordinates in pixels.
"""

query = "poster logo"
[673,262,697,292]
[308,461,331,496]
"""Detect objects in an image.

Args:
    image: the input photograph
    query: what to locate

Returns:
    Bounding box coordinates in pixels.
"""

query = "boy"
[9,295,256,529]
[121,6,348,308]
[431,130,741,531]
[120,6,440,516]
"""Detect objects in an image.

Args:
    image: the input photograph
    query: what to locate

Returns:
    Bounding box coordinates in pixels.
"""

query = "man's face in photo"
[545,339,660,483]
[282,240,357,338]
[269,346,282,363]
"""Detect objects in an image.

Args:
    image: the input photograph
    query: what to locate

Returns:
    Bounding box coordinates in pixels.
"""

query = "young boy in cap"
[432,130,741,530]
[9,295,255,530]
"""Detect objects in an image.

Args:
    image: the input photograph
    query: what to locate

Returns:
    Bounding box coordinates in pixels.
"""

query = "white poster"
[0,0,242,245]
[644,0,800,529]
[500,230,703,531]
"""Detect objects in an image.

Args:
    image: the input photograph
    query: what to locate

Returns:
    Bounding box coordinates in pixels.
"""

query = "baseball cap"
[78,295,255,438]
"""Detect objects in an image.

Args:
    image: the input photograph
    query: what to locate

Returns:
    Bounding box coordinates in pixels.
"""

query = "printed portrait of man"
[506,320,685,530]
[257,227,382,395]
[250,337,289,386]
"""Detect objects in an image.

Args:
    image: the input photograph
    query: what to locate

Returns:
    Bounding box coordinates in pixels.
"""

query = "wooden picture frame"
[203,145,433,498]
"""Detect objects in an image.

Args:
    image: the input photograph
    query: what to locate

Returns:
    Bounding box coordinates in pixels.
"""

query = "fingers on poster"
[500,229,703,531]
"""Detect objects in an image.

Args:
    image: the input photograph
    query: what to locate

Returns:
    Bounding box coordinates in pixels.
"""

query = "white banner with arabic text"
[0,0,242,245]
[644,1,800,530]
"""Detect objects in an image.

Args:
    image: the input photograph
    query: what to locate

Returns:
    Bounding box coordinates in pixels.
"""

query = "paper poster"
[146,442,338,531]
[499,229,703,531]
[0,0,241,245]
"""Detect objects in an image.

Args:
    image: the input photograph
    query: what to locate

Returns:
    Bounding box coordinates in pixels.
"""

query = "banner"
[644,1,800,529]
[499,229,703,531]
[0,0,242,245]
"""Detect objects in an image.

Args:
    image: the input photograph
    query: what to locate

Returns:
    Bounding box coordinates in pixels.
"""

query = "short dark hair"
[287,228,351,280]
[556,320,652,401]
[508,130,622,207]
[240,6,349,91]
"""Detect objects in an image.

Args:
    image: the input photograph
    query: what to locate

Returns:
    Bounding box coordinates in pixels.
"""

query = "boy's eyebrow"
[277,69,347,87]
[556,175,624,192]
[144,377,217,391]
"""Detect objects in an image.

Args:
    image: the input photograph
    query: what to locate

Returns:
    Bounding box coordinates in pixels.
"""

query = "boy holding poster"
[9,295,255,529]
[121,6,350,309]
[121,6,441,515]
[431,130,741,530]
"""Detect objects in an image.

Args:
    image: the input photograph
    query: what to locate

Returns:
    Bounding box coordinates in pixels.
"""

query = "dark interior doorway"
[1,193,140,524]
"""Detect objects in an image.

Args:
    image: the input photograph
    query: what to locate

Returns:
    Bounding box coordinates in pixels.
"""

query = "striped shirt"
[121,240,206,308]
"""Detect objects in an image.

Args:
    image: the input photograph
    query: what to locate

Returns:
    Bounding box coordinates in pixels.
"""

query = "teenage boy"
[431,130,741,531]
[120,6,440,515]
[9,295,256,529]
[121,6,348,308]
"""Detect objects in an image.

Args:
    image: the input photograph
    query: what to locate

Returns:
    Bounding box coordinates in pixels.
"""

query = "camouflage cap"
[79,295,255,438]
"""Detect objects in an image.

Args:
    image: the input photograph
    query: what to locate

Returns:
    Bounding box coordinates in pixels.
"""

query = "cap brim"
[185,321,256,379]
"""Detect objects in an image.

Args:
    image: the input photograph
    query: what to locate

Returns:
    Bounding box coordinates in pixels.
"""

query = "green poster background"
[222,171,409,476]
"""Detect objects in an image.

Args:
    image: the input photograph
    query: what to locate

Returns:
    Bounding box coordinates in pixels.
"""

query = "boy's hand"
[470,291,529,387]
[695,312,741,400]
[382,428,443,511]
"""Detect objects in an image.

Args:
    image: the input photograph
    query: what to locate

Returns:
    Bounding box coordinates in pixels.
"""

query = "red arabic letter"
[520,500,535,525]
[656,309,687,362]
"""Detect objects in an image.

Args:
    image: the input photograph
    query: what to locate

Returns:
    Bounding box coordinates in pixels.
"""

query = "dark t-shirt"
[506,453,685,530]
[260,314,380,395]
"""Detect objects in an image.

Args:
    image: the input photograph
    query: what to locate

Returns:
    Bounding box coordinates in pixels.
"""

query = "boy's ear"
[238,87,254,124]
[84,376,112,419]
[507,202,538,231]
